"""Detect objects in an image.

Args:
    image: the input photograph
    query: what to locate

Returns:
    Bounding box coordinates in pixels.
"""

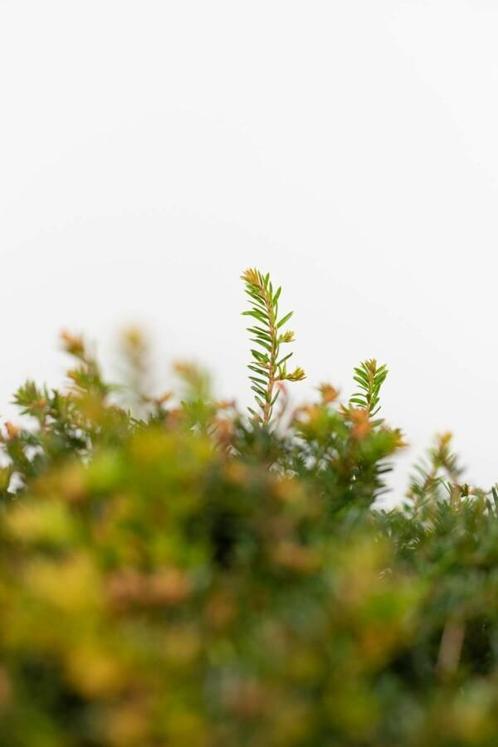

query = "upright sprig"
[407,432,465,507]
[242,268,305,425]
[349,359,388,418]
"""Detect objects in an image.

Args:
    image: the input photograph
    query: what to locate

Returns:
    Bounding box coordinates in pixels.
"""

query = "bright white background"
[1,1,498,496]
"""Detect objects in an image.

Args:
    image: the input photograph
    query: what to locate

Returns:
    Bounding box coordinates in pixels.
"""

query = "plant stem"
[261,283,277,425]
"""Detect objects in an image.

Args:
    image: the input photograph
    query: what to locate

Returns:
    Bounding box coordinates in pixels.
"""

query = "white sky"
[1,1,498,495]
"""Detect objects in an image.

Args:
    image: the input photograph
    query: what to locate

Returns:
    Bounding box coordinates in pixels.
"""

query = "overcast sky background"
[1,0,498,497]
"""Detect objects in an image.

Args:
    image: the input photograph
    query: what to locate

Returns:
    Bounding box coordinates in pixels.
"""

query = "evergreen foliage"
[242,267,305,424]
[0,270,497,746]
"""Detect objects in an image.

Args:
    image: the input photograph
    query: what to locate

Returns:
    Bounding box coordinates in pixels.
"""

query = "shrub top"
[0,271,497,746]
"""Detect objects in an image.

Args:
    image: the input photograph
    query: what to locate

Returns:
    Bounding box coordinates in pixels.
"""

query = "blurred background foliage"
[1,276,498,746]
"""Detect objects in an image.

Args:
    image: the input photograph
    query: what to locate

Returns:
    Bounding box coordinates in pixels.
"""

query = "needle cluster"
[241,268,305,425]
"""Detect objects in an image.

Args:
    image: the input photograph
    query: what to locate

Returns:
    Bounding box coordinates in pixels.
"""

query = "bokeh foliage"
[0,274,498,746]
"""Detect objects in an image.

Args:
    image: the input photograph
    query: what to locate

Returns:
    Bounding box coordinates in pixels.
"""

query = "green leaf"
[277,311,293,329]
[276,352,293,367]
[250,349,268,362]
[248,365,268,375]
[242,310,267,322]
[350,397,367,406]
[250,339,272,352]
[247,328,272,342]
[249,376,268,386]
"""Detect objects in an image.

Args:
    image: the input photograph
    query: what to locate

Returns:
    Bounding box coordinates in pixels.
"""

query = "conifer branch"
[241,268,305,425]
[349,359,388,418]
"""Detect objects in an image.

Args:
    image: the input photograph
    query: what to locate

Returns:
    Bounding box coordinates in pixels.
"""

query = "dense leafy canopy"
[0,273,497,746]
